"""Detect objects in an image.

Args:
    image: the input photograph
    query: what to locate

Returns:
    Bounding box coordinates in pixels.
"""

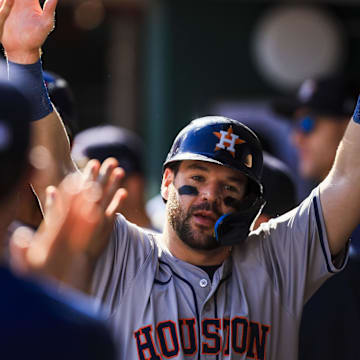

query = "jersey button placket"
[199,278,208,288]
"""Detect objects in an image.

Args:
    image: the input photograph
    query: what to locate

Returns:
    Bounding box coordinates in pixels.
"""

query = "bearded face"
[167,187,222,251]
[163,160,248,251]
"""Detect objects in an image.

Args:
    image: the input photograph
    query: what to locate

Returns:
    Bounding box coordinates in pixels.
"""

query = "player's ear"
[161,167,175,202]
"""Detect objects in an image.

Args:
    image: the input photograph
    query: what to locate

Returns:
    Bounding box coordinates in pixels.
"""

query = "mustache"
[189,201,222,218]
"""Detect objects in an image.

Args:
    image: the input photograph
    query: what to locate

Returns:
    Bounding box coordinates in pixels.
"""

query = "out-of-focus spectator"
[72,125,158,231]
[288,75,358,182]
[276,73,360,360]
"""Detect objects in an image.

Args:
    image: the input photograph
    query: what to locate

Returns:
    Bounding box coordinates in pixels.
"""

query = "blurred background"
[9,0,360,198]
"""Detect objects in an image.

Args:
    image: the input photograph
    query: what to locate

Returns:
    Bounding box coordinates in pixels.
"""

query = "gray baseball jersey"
[91,186,348,360]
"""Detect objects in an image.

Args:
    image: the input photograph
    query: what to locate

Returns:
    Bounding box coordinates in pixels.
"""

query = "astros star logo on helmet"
[213,126,245,158]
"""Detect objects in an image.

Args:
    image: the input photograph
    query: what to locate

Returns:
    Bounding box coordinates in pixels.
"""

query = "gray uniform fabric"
[91,186,347,360]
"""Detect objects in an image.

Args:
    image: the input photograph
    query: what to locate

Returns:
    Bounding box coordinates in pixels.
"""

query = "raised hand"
[1,0,58,63]
[10,158,127,292]
[75,157,127,261]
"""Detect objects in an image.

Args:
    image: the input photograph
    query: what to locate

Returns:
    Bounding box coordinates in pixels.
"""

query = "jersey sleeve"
[248,185,349,316]
[90,214,157,313]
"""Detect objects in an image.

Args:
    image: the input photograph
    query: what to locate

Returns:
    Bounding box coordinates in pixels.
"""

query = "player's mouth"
[192,210,217,227]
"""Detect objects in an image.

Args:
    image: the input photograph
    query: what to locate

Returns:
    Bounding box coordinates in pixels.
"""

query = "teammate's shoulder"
[0,266,116,359]
[1,265,95,322]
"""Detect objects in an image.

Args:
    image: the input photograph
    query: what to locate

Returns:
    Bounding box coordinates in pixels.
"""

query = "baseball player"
[3,1,360,359]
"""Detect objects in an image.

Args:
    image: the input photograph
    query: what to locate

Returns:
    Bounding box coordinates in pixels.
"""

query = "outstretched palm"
[1,0,58,62]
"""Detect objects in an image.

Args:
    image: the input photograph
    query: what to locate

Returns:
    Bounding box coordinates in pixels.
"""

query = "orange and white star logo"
[213,126,245,158]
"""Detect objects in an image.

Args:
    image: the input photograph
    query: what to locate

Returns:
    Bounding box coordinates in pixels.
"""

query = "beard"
[167,190,222,251]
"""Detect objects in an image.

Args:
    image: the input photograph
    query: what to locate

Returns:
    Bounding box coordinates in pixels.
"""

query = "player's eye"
[191,175,205,182]
[224,184,238,193]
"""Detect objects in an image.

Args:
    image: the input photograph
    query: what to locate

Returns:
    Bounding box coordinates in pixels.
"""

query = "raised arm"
[0,0,128,292]
[0,0,77,207]
[320,100,360,255]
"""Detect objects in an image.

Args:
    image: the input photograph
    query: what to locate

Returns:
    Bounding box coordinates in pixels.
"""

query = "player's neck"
[162,223,232,266]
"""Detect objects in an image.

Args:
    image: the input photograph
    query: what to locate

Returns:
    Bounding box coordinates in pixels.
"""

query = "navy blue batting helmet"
[163,116,264,196]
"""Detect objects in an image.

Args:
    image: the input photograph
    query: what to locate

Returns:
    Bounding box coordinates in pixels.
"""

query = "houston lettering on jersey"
[134,316,271,359]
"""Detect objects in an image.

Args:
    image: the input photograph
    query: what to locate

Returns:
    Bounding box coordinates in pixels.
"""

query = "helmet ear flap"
[214,195,266,246]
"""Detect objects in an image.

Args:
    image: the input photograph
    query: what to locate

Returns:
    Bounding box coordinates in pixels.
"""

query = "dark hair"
[164,161,181,177]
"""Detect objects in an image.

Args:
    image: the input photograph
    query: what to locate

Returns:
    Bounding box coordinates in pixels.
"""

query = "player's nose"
[199,182,221,204]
